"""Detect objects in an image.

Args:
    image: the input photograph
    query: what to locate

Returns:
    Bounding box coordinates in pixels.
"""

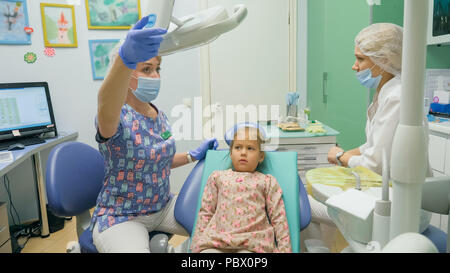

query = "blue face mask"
[133,77,160,102]
[356,66,382,89]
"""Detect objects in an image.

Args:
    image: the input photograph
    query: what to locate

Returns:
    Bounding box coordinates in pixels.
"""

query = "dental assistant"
[328,23,406,175]
[91,16,218,253]
[305,23,432,252]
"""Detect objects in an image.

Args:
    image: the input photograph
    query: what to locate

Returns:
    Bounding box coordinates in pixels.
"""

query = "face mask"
[132,76,161,102]
[356,65,382,89]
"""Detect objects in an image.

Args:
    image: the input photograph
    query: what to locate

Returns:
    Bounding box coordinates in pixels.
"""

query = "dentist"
[91,16,218,252]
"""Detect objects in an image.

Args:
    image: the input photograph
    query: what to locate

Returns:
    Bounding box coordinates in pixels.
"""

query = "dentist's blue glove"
[119,16,167,69]
[189,138,219,160]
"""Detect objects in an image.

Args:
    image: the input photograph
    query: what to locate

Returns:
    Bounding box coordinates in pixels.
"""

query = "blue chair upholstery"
[78,228,97,253]
[174,159,206,235]
[46,142,104,217]
[422,225,447,253]
[298,176,311,230]
[46,141,104,253]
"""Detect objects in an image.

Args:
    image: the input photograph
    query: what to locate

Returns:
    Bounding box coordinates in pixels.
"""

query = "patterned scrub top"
[90,104,176,233]
[191,169,292,253]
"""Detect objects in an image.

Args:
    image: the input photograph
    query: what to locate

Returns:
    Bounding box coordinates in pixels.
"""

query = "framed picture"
[40,3,77,47]
[88,39,120,80]
[85,0,141,30]
[0,0,31,44]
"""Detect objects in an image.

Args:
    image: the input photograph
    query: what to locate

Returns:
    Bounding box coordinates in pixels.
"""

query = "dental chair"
[178,149,309,253]
[176,122,311,253]
[46,142,311,253]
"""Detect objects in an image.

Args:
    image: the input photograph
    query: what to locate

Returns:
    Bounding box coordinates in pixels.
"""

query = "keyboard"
[0,137,46,151]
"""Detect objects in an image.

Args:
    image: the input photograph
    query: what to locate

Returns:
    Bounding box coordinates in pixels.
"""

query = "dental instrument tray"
[277,122,305,132]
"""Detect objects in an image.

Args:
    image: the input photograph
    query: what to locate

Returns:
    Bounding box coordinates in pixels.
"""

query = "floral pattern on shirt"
[191,169,292,253]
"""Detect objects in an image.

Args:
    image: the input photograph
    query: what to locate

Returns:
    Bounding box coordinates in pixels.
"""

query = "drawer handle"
[300,157,317,160]
[323,72,328,103]
[302,147,317,150]
[0,226,5,233]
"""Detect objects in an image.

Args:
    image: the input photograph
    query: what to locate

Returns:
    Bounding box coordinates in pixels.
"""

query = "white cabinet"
[445,138,450,174]
[429,134,446,173]
[428,123,450,176]
[275,142,335,185]
[427,123,450,233]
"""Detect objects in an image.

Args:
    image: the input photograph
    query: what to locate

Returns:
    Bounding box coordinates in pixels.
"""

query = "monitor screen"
[0,82,57,141]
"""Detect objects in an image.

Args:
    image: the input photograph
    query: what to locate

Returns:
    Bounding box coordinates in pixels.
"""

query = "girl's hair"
[225,126,267,170]
[229,126,265,152]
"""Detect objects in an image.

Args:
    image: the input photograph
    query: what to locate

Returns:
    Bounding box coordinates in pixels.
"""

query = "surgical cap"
[355,23,403,77]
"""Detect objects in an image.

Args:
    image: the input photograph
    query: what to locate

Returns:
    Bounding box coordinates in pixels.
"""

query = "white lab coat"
[348,76,432,176]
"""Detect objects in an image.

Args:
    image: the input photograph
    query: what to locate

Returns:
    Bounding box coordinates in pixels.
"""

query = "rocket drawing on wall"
[40,3,77,47]
[57,10,70,44]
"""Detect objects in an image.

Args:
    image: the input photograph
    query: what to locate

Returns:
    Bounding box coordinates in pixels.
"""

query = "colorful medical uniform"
[191,169,292,253]
[90,103,176,233]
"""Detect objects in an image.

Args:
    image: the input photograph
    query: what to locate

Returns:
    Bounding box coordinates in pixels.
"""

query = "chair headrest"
[224,122,266,146]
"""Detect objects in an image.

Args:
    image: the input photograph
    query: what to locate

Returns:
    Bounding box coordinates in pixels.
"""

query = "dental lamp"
[143,0,247,56]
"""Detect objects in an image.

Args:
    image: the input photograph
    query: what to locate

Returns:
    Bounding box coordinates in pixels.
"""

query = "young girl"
[191,126,292,253]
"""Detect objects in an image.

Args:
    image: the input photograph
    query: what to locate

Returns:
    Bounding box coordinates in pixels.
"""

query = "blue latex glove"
[189,138,219,160]
[119,16,167,69]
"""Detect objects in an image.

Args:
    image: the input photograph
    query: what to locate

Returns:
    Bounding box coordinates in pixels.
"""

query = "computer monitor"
[0,82,57,142]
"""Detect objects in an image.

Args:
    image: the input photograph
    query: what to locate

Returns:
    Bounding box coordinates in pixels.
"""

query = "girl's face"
[230,129,264,173]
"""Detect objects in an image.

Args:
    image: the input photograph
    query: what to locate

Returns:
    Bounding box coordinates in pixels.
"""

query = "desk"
[0,131,78,238]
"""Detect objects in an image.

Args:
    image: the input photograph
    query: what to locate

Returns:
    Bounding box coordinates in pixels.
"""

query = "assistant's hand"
[189,138,219,160]
[119,16,167,69]
[327,146,344,165]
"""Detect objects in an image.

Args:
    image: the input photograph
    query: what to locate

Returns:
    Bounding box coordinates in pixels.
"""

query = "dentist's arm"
[97,58,132,139]
[97,16,166,139]
[170,138,219,169]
